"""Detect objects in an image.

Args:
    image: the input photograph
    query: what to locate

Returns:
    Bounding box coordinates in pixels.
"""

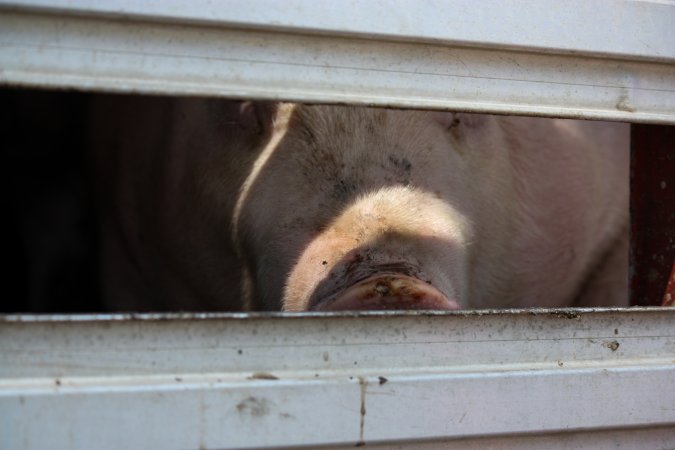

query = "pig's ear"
[216,101,277,138]
[236,101,277,136]
[236,101,278,137]
[432,111,488,131]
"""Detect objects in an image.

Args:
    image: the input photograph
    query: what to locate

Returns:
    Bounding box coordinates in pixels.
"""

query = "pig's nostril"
[374,282,390,296]
[313,274,459,311]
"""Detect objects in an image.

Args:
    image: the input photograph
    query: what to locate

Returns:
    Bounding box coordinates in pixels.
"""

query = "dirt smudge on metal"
[550,310,580,320]
[236,396,271,417]
[356,376,368,446]
[603,340,620,351]
[616,93,636,113]
[247,372,279,380]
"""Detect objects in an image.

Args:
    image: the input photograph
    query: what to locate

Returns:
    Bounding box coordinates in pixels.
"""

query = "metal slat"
[1,2,675,123]
[2,0,674,62]
[1,309,674,449]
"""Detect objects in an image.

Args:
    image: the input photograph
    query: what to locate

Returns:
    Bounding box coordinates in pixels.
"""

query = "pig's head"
[230,103,503,311]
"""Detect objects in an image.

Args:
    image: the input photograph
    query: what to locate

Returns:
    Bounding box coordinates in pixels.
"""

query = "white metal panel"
[2,309,674,449]
[3,0,674,62]
[1,3,675,449]
[1,2,675,123]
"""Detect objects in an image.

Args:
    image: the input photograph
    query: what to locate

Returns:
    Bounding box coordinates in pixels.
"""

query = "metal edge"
[1,307,672,323]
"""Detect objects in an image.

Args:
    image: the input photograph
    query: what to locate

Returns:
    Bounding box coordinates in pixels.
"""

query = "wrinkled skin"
[90,96,629,311]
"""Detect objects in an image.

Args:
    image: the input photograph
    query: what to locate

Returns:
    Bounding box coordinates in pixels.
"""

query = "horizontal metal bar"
[2,0,674,62]
[0,306,663,323]
[330,427,675,450]
[2,309,674,449]
[1,6,674,123]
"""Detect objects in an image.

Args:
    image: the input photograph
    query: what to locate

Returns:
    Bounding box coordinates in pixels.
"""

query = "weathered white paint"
[1,1,674,123]
[1,309,674,449]
[2,0,674,61]
[1,3,674,448]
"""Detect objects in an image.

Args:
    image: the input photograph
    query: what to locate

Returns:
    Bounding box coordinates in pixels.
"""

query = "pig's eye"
[432,112,462,131]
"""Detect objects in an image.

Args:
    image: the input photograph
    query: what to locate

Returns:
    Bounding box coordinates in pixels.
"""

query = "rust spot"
[663,262,675,306]
[551,311,580,320]
[248,372,279,380]
[630,124,675,306]
[603,341,620,352]
[54,379,61,386]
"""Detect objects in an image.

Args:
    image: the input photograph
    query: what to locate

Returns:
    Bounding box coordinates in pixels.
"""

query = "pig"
[89,96,629,312]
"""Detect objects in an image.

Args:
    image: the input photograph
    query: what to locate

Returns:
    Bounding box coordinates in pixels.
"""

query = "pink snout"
[312,274,459,311]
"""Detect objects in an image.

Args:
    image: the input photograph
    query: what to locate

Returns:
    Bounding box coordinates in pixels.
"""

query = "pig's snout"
[281,187,471,311]
[312,273,459,311]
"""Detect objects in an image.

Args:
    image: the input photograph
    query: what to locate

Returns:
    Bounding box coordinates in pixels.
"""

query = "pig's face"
[231,103,508,311]
[93,98,628,311]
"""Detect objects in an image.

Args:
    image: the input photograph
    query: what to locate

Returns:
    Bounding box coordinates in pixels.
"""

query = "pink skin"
[235,105,629,311]
[232,105,479,311]
[93,99,629,312]
[279,187,469,311]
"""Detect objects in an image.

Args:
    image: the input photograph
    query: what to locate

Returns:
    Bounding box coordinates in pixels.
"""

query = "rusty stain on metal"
[630,124,675,306]
[357,376,368,447]
[603,341,620,352]
[550,311,581,320]
[663,262,675,306]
